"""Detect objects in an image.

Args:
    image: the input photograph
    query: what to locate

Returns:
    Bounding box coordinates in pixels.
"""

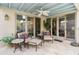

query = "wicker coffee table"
[11,39,23,53]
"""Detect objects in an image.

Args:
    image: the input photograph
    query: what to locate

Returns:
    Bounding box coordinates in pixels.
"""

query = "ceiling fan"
[36,8,50,17]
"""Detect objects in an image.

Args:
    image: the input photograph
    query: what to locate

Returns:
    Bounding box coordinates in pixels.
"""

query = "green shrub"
[1,36,14,46]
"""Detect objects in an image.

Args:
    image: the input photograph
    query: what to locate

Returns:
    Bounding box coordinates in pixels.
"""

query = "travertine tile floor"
[0,40,79,55]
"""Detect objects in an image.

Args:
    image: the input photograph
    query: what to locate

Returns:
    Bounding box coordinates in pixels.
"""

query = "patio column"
[64,16,67,39]
[40,16,45,33]
[75,11,79,44]
[57,17,59,38]
[25,16,28,33]
[51,18,52,36]
[33,17,36,37]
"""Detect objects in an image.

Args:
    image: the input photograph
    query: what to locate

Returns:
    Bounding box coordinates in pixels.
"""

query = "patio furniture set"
[11,32,53,53]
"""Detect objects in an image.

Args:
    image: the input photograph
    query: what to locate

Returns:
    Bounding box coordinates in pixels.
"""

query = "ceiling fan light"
[38,14,41,17]
[43,12,48,16]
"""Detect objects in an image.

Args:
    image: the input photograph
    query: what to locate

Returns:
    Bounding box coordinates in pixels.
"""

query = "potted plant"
[43,19,51,31]
[28,29,33,37]
[29,32,33,37]
[1,36,14,47]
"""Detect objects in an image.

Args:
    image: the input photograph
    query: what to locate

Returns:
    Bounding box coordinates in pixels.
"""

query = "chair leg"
[41,42,42,46]
[36,45,37,52]
[43,40,44,44]
[13,44,18,53]
[19,43,22,51]
[14,46,17,53]
[24,43,26,48]
[27,43,29,49]
[52,40,53,43]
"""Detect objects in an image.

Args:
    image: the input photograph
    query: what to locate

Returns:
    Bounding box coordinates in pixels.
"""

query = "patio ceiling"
[0,3,77,16]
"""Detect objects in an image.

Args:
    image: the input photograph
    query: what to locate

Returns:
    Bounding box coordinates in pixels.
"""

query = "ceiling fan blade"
[43,12,48,16]
[38,13,42,17]
[36,10,43,13]
[44,11,50,13]
[36,10,40,12]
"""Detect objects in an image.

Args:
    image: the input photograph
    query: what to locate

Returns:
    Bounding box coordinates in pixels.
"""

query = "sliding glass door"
[52,13,75,40]
[59,17,65,37]
[66,13,75,40]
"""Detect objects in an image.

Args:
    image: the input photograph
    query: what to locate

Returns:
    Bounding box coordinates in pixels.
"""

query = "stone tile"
[0,40,79,55]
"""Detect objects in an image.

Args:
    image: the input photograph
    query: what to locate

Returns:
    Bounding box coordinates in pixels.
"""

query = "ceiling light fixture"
[36,8,50,17]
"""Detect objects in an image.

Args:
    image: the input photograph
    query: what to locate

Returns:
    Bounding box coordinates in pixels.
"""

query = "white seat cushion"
[44,35,52,40]
[28,39,42,45]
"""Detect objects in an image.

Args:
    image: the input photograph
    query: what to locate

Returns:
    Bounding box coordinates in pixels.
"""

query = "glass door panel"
[35,17,41,36]
[66,13,75,39]
[27,17,34,36]
[52,18,57,35]
[59,17,65,37]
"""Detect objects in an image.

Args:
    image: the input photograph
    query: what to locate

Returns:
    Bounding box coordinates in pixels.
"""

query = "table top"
[11,39,24,44]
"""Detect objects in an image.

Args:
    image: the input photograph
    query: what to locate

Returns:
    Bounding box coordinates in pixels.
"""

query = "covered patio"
[0,40,79,55]
[0,3,79,55]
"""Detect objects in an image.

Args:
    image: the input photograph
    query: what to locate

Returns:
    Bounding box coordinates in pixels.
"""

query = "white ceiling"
[0,3,77,16]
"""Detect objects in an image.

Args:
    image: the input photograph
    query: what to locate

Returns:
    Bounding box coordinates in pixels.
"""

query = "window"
[17,15,26,33]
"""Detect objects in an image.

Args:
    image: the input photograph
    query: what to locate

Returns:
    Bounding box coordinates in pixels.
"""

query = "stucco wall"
[0,8,16,38]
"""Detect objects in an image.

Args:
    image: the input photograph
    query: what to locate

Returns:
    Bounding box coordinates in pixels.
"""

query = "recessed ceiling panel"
[0,3,76,16]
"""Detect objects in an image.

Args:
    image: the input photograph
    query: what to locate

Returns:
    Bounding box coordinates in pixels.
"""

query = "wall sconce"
[5,14,9,21]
